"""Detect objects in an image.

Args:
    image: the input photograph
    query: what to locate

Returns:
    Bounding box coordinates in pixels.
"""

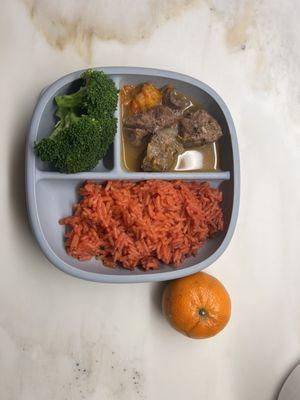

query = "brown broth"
[121,88,220,172]
[121,133,148,171]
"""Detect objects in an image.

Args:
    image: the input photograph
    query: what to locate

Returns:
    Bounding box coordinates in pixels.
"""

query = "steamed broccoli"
[55,69,118,119]
[34,69,118,173]
[35,115,117,173]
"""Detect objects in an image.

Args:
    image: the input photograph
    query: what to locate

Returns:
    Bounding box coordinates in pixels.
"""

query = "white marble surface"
[1,0,300,399]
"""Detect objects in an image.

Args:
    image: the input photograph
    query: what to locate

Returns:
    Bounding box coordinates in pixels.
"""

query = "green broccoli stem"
[55,87,86,110]
[52,86,87,138]
[52,109,80,137]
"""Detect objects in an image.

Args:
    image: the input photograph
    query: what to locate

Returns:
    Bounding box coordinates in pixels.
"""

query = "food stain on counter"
[0,319,146,399]
[207,0,300,121]
[224,1,255,50]
[22,0,199,60]
[70,357,145,399]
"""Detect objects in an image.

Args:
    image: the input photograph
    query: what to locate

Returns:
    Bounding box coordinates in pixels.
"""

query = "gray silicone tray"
[26,67,240,283]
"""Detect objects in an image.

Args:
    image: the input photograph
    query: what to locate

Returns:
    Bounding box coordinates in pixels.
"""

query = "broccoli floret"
[35,115,117,173]
[35,69,118,173]
[55,69,118,119]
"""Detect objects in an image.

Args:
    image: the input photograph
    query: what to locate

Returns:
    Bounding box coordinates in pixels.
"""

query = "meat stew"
[121,83,222,172]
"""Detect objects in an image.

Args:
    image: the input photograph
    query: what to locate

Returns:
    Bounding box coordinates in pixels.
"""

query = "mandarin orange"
[162,272,231,339]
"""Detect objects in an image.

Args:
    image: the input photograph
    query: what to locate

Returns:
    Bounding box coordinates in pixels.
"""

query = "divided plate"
[26,67,240,283]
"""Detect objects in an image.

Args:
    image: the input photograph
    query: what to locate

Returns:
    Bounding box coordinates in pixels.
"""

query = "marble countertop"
[1,0,300,399]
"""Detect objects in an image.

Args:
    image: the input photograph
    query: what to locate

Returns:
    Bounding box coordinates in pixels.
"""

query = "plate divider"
[35,170,230,182]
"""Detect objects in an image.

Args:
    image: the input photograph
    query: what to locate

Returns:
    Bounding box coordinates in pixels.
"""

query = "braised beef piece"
[124,105,177,132]
[162,85,191,111]
[123,105,179,147]
[142,126,183,172]
[178,109,222,147]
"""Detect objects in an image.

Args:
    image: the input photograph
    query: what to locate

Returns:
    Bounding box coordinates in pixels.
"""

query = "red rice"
[59,180,224,270]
